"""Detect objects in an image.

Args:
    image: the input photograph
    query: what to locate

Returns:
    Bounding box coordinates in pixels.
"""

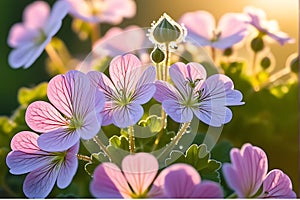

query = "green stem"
[164,43,170,81]
[227,192,238,198]
[157,122,190,159]
[128,126,135,154]
[93,136,113,161]
[211,46,216,63]
[45,42,66,73]
[252,52,257,75]
[152,110,167,151]
[77,154,93,162]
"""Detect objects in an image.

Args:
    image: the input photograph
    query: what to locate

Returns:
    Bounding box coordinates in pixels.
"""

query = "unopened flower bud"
[223,48,233,56]
[290,55,299,74]
[151,47,165,63]
[251,36,264,52]
[260,56,271,70]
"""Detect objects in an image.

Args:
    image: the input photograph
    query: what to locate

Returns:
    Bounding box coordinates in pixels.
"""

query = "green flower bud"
[290,55,299,74]
[260,56,271,70]
[223,48,233,56]
[251,36,264,52]
[151,47,165,63]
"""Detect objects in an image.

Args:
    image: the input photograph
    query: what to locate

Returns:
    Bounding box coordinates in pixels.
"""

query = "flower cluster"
[4,0,297,199]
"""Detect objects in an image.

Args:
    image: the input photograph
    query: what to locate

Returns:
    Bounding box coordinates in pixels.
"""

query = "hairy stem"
[128,126,135,154]
[164,43,170,81]
[93,136,113,161]
[77,154,92,162]
[156,122,190,160]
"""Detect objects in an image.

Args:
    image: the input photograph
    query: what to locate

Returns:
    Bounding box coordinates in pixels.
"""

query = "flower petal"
[23,163,59,198]
[154,80,180,103]
[26,101,68,133]
[23,1,50,29]
[261,169,296,198]
[37,128,80,152]
[132,66,156,104]
[57,142,79,189]
[109,54,143,92]
[7,24,38,48]
[190,181,223,198]
[10,131,39,152]
[179,11,215,46]
[112,103,143,128]
[222,143,268,197]
[90,162,131,198]
[122,153,158,196]
[162,99,193,123]
[154,163,200,198]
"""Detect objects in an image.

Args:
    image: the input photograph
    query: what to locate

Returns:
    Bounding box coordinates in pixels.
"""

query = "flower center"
[211,30,222,42]
[69,117,84,130]
[35,29,47,45]
[51,151,67,165]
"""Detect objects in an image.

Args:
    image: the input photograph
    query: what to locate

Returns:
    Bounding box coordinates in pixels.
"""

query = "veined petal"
[88,71,119,102]
[109,54,143,92]
[10,131,39,152]
[190,181,224,198]
[100,101,115,126]
[78,110,100,140]
[23,1,50,29]
[26,101,68,133]
[179,11,215,43]
[122,153,158,196]
[57,142,79,189]
[154,163,201,198]
[112,103,143,128]
[162,100,193,123]
[261,169,296,198]
[154,80,180,103]
[23,163,59,198]
[90,162,132,198]
[37,128,80,152]
[223,143,268,198]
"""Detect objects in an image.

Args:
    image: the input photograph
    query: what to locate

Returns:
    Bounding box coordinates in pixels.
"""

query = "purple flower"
[64,0,136,24]
[154,62,244,126]
[90,152,223,198]
[7,1,69,69]
[179,11,248,49]
[88,54,156,128]
[6,131,79,198]
[92,25,152,64]
[244,6,295,45]
[25,70,104,151]
[222,143,296,198]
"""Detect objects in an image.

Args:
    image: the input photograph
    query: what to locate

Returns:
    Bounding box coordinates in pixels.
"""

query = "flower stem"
[156,122,190,160]
[211,46,216,63]
[93,135,113,161]
[128,126,135,154]
[152,110,167,151]
[91,23,101,44]
[77,154,92,162]
[45,42,66,73]
[252,52,257,75]
[164,43,170,81]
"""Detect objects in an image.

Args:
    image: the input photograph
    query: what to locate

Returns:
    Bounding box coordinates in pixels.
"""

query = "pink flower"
[88,54,156,128]
[179,11,248,49]
[64,0,136,24]
[90,152,223,198]
[222,143,296,198]
[25,70,104,151]
[92,25,151,63]
[6,131,79,198]
[154,62,244,126]
[244,6,295,45]
[7,1,69,69]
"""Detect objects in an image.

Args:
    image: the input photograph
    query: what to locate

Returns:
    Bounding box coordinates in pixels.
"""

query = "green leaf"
[138,115,163,133]
[211,140,233,163]
[106,135,130,167]
[17,82,48,106]
[165,144,221,182]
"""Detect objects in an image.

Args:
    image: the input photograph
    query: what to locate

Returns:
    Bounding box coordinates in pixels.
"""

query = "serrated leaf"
[84,152,109,177]
[138,115,163,133]
[165,144,221,182]
[106,136,130,167]
[18,82,48,106]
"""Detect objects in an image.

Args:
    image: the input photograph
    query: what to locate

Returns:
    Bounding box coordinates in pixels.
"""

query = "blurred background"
[0,0,298,197]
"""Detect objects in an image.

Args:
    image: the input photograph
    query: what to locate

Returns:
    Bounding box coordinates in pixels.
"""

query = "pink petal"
[122,153,158,196]
[112,103,143,128]
[25,101,68,133]
[132,66,156,104]
[179,11,215,46]
[222,143,268,197]
[261,169,296,198]
[162,99,193,123]
[37,128,80,152]
[100,101,114,126]
[154,80,180,103]
[10,131,39,152]
[7,24,38,48]
[90,162,132,198]
[23,163,59,198]
[109,54,143,92]
[23,1,50,29]
[57,142,79,189]
[154,163,201,198]
[190,181,223,198]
